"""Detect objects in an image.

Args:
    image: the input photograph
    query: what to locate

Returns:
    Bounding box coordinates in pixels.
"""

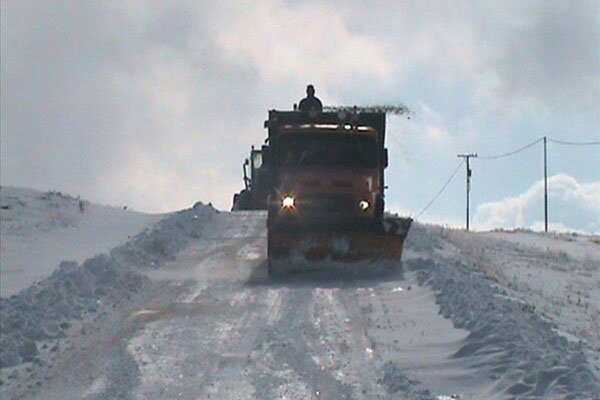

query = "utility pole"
[543,137,548,232]
[457,153,478,231]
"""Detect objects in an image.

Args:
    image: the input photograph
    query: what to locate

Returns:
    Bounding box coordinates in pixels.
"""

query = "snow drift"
[0,202,216,368]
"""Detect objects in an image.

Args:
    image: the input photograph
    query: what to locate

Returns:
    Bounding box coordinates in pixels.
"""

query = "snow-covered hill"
[0,194,598,399]
[0,187,162,297]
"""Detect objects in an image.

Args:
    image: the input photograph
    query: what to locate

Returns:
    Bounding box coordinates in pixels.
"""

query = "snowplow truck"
[265,109,412,275]
[231,147,270,211]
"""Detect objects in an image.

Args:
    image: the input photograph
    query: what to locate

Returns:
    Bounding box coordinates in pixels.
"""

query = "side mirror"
[382,149,389,168]
[244,159,249,166]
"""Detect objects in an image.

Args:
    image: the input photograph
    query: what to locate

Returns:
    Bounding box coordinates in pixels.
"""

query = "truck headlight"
[282,196,295,209]
[358,200,370,211]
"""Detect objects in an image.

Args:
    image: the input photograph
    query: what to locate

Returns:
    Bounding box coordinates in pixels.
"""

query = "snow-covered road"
[1,210,599,399]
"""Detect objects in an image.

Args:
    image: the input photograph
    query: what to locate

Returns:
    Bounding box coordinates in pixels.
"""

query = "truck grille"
[296,194,356,216]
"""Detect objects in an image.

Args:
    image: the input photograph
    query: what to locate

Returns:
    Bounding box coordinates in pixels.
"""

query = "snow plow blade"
[268,217,412,274]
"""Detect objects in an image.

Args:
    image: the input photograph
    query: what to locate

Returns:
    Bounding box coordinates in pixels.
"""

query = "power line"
[478,138,543,160]
[477,137,598,161]
[547,138,600,146]
[458,135,595,232]
[415,159,465,218]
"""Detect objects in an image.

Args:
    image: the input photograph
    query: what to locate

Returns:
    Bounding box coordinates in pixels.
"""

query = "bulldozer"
[263,103,412,275]
[231,146,270,211]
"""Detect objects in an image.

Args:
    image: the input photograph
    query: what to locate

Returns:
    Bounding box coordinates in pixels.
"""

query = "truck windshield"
[279,134,377,168]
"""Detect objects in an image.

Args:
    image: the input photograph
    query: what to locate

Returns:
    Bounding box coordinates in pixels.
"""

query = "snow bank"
[380,362,437,400]
[483,229,600,263]
[0,202,216,368]
[403,223,600,398]
[1,187,162,296]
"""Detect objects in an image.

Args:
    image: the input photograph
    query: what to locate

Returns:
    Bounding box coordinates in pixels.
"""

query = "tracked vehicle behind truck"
[264,106,412,275]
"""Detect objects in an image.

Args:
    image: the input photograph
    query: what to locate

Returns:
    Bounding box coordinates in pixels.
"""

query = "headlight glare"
[358,200,370,211]
[282,196,295,209]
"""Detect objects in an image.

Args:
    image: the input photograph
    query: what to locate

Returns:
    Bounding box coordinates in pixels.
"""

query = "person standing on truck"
[298,84,323,112]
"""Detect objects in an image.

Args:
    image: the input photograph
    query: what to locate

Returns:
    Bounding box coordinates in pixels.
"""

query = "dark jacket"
[298,96,323,112]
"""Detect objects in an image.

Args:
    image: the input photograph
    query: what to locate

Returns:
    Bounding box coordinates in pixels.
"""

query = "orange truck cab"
[268,117,387,230]
[263,110,411,275]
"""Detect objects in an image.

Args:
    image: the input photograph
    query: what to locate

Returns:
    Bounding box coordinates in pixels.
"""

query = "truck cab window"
[252,152,263,169]
[279,133,377,168]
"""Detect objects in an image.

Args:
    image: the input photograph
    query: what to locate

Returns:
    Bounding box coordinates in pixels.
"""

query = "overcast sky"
[2,1,599,233]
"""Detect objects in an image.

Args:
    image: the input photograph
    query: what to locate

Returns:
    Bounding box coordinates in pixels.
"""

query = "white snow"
[0,192,598,398]
[440,227,600,373]
[0,186,162,297]
[483,229,600,262]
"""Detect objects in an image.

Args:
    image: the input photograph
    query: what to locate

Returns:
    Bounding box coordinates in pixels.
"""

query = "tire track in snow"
[252,286,354,399]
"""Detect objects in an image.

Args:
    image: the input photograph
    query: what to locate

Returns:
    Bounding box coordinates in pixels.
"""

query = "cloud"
[423,125,453,146]
[1,0,393,212]
[474,174,600,233]
[323,1,600,115]
[1,0,598,220]
[387,103,456,161]
[216,1,393,86]
[491,1,600,112]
